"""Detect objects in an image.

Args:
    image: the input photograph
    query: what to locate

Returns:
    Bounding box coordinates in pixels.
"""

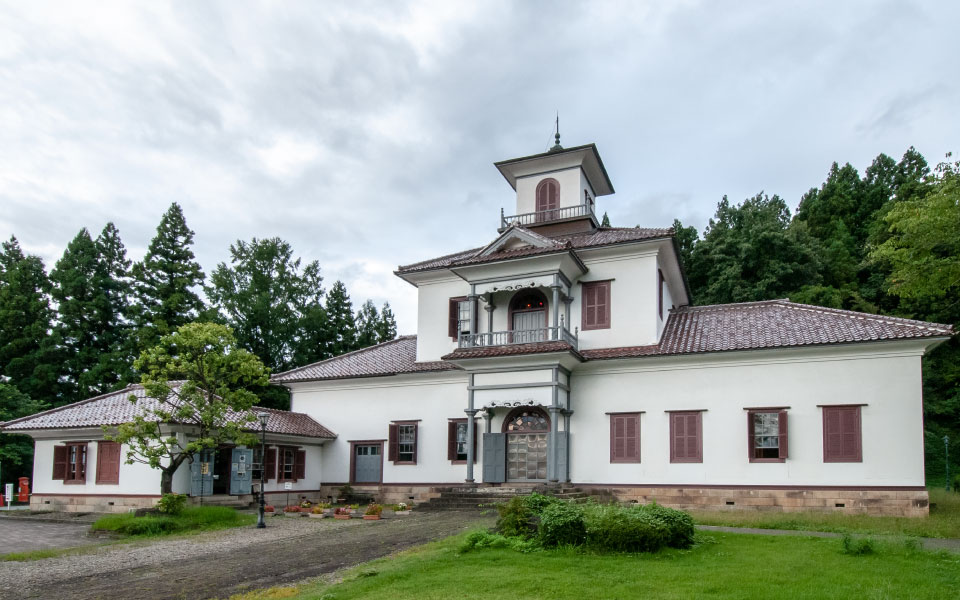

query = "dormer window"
[535,178,559,221]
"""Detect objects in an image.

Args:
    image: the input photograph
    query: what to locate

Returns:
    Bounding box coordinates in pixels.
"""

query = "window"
[535,178,560,220]
[448,419,477,463]
[669,411,702,463]
[658,269,665,320]
[822,405,862,462]
[251,446,263,481]
[53,442,87,483]
[609,413,641,463]
[388,422,418,464]
[582,280,611,330]
[95,441,121,484]
[448,297,470,340]
[278,446,305,482]
[748,410,788,462]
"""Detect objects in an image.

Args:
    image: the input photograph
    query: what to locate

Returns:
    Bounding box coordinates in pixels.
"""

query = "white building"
[3,140,953,515]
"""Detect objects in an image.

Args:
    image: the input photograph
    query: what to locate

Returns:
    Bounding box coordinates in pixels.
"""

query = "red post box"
[17,477,29,503]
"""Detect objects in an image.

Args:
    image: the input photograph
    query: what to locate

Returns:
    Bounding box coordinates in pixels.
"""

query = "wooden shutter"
[747,412,756,459]
[658,270,665,319]
[447,421,457,461]
[610,414,640,463]
[582,281,610,330]
[411,424,418,465]
[53,445,67,480]
[670,412,702,463]
[294,449,306,481]
[823,406,861,462]
[77,444,87,482]
[388,423,398,462]
[264,447,276,481]
[840,408,859,460]
[778,410,789,459]
[448,298,459,339]
[96,441,121,484]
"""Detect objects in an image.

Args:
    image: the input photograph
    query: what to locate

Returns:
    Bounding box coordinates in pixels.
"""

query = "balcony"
[458,325,578,350]
[500,199,596,231]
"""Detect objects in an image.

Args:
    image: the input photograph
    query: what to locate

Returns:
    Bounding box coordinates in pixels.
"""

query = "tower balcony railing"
[458,323,579,350]
[500,198,595,230]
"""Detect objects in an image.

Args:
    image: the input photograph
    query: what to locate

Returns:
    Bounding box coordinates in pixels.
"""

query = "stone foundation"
[588,486,929,517]
[30,494,159,513]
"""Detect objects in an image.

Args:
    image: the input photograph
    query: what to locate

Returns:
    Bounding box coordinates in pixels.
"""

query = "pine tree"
[0,237,57,403]
[89,222,134,391]
[600,212,611,227]
[324,281,356,356]
[130,203,205,353]
[354,300,380,348]
[376,302,398,343]
[49,229,102,404]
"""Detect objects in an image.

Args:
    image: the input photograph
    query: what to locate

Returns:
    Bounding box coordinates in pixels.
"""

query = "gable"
[477,226,560,257]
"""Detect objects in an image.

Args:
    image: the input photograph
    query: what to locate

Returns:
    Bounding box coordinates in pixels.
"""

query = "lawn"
[689,488,960,538]
[233,530,960,600]
[91,505,255,537]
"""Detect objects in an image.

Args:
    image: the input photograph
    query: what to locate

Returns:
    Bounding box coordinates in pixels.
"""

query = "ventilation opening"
[44,500,51,504]
[725,501,735,506]
[107,501,115,506]
[835,503,845,508]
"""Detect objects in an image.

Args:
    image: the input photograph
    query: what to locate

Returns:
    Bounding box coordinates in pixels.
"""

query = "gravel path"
[0,512,493,600]
[0,519,101,553]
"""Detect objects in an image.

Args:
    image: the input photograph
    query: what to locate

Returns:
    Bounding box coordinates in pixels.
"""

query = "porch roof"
[0,384,337,439]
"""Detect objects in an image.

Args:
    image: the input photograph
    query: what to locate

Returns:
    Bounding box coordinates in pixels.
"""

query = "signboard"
[4,483,12,504]
[284,482,293,490]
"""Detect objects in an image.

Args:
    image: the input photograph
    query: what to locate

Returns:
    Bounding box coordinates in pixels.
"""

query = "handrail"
[458,325,579,350]
[501,200,595,229]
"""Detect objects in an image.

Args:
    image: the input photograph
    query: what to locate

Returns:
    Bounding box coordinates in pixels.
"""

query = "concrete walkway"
[0,519,100,553]
[697,524,960,552]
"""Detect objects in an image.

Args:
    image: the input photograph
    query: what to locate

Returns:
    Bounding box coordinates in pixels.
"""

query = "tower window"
[535,178,559,220]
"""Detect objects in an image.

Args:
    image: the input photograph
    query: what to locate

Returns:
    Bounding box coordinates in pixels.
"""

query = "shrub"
[953,474,960,493]
[525,492,560,515]
[283,506,300,513]
[496,496,536,538]
[635,502,696,548]
[841,534,876,556]
[365,504,383,516]
[264,505,275,513]
[312,506,325,514]
[459,531,512,553]
[156,493,187,516]
[583,504,669,553]
[538,502,586,547]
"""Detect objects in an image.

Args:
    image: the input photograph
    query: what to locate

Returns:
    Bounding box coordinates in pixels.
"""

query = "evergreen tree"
[376,302,398,343]
[354,300,380,348]
[0,237,57,403]
[49,229,102,404]
[293,303,330,366]
[0,383,47,485]
[130,203,205,353]
[89,223,134,391]
[600,212,611,227]
[324,281,356,356]
[671,219,699,275]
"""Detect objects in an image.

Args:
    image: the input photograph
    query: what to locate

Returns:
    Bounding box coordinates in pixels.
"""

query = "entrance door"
[353,444,382,483]
[189,450,214,497]
[503,407,550,482]
[230,447,253,495]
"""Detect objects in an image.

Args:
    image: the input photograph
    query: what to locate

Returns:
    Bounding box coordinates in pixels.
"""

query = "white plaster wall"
[514,167,584,215]
[415,276,469,362]
[656,251,676,340]
[289,373,471,484]
[32,438,164,495]
[261,444,323,494]
[569,344,927,487]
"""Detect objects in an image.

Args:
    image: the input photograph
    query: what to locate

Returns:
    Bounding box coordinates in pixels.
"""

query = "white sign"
[284,482,292,490]
[4,483,12,503]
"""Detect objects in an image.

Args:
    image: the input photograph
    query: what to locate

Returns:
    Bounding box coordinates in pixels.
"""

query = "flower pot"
[334,514,351,520]
[308,513,325,518]
[284,511,302,517]
[363,514,381,520]
[394,510,411,516]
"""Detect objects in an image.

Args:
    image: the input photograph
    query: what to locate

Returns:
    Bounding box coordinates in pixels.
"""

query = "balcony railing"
[500,199,596,230]
[458,325,579,350]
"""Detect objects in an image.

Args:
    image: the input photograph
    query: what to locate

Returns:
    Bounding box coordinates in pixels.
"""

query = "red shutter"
[448,298,458,339]
[264,447,277,481]
[685,415,699,459]
[53,445,67,480]
[294,449,306,481]
[747,412,755,460]
[388,424,398,462]
[670,412,701,463]
[778,410,789,459]
[582,282,610,330]
[96,441,121,484]
[625,415,638,460]
[447,421,457,461]
[411,424,418,465]
[823,407,843,461]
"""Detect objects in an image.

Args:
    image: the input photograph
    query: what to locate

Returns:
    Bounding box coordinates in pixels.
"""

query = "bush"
[156,493,187,515]
[538,502,586,547]
[525,492,560,515]
[459,531,512,553]
[583,504,669,553]
[496,496,536,538]
[953,474,960,493]
[841,534,876,556]
[635,502,696,548]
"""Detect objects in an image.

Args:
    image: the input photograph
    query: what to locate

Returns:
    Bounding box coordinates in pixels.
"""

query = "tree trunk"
[160,469,174,495]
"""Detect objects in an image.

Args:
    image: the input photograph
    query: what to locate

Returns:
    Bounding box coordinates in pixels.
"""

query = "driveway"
[0,518,100,554]
[0,511,494,600]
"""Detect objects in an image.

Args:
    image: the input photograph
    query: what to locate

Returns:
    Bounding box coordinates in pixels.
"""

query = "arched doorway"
[502,406,550,481]
[509,290,548,344]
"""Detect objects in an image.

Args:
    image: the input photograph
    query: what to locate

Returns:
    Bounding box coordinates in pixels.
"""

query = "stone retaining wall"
[30,494,159,513]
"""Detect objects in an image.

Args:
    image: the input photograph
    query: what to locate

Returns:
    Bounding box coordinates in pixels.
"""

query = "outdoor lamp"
[256,411,269,529]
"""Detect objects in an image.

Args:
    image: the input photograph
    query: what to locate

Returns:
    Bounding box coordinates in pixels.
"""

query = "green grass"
[236,530,960,600]
[689,488,960,538]
[91,506,255,537]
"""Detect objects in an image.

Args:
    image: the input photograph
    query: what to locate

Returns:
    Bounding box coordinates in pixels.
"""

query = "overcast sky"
[1,1,957,334]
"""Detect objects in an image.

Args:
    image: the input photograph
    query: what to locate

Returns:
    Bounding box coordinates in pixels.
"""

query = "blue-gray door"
[482,433,506,483]
[513,310,546,343]
[189,450,214,497]
[230,447,253,495]
[354,444,381,483]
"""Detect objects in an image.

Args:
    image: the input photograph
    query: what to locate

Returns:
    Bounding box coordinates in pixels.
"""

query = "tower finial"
[550,112,563,152]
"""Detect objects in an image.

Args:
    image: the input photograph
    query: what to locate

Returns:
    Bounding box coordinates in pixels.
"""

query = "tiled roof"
[271,336,458,383]
[396,226,672,274]
[441,341,583,361]
[582,300,953,360]
[1,384,336,438]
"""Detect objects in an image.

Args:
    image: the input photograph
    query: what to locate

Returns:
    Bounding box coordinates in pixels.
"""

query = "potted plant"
[300,499,313,510]
[309,505,326,518]
[393,502,412,516]
[363,504,383,520]
[283,505,301,517]
[264,505,275,513]
[333,506,352,520]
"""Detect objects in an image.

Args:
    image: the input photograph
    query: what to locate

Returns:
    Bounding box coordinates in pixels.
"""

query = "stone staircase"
[189,494,255,509]
[415,485,590,512]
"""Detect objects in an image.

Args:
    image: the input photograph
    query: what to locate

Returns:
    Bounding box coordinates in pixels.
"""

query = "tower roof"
[493,143,615,195]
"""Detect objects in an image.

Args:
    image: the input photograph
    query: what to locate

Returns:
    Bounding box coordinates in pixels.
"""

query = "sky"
[1,0,957,335]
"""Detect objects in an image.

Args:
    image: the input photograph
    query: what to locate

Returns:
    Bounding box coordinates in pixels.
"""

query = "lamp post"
[256,412,269,528]
[946,435,951,493]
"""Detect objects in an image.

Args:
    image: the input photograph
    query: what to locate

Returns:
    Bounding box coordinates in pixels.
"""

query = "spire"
[549,113,563,152]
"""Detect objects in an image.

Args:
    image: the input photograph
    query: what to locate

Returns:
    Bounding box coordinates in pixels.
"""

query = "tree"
[600,212,611,227]
[355,299,380,348]
[110,322,268,494]
[207,237,324,373]
[130,203,205,354]
[671,219,699,275]
[89,223,134,391]
[376,302,398,343]
[323,281,356,356]
[0,237,57,403]
[0,383,47,485]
